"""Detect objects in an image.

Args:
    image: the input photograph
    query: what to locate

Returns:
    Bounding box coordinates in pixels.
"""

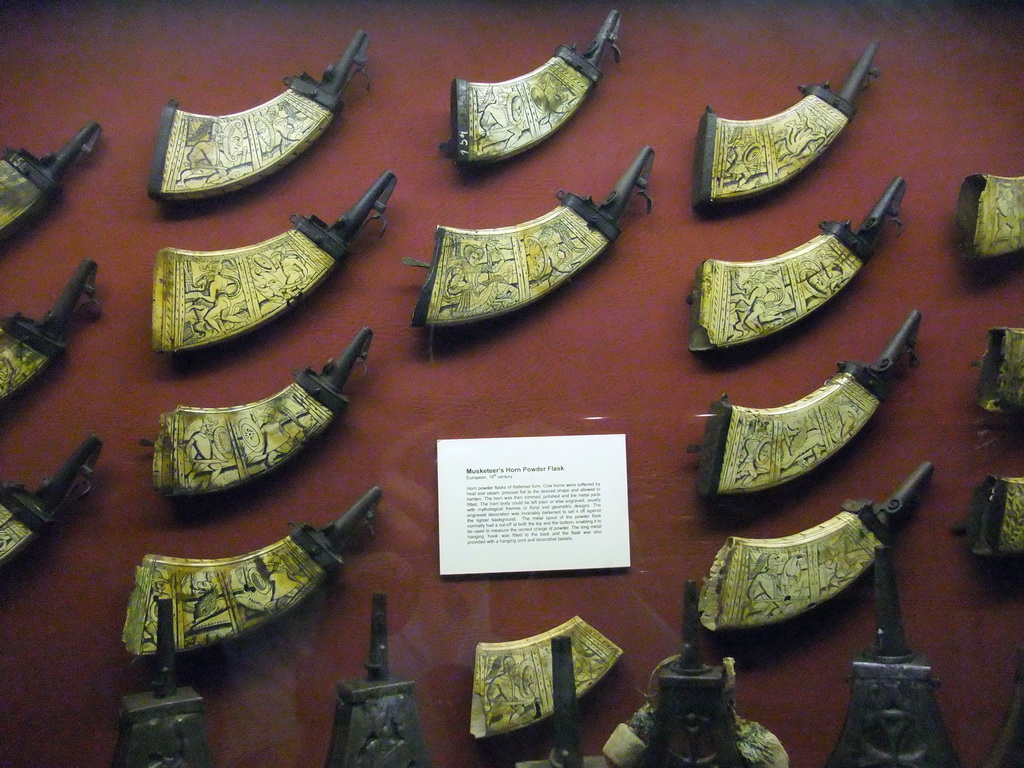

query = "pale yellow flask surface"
[442,11,620,164]
[152,327,372,495]
[956,174,1024,259]
[695,311,921,497]
[123,487,380,655]
[470,616,622,738]
[152,171,396,352]
[148,32,368,200]
[689,178,905,350]
[692,42,879,211]
[413,147,654,326]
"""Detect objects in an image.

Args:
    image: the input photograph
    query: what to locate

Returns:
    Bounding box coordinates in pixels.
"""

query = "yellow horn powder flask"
[152,327,371,495]
[441,10,620,164]
[692,41,879,211]
[412,147,653,326]
[0,435,102,568]
[123,486,379,655]
[152,171,395,352]
[0,122,101,241]
[699,463,932,630]
[688,177,904,351]
[956,174,1024,259]
[148,31,368,200]
[470,616,622,738]
[695,311,920,498]
[0,259,98,405]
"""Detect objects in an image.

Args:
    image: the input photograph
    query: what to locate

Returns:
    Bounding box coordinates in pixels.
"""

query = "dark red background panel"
[1,2,1022,767]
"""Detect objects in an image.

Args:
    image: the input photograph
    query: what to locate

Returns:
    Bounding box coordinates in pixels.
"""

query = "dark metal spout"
[679,580,706,673]
[40,122,102,182]
[153,598,177,698]
[598,146,655,224]
[878,461,934,528]
[550,636,584,768]
[365,593,389,682]
[873,545,910,660]
[837,40,880,104]
[35,434,102,512]
[855,177,905,249]
[321,30,370,96]
[582,10,621,68]
[333,171,397,242]
[320,486,381,549]
[871,309,921,377]
[37,259,98,342]
[322,326,374,392]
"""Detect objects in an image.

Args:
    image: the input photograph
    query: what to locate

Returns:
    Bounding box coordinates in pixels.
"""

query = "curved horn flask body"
[962,475,1024,557]
[0,259,98,404]
[413,146,653,326]
[956,174,1024,259]
[148,31,369,201]
[692,42,879,211]
[698,376,879,496]
[442,10,620,164]
[123,487,380,655]
[0,122,102,241]
[152,327,372,495]
[152,171,396,352]
[699,463,932,630]
[470,615,622,738]
[696,310,920,497]
[0,435,102,567]
[978,327,1024,414]
[689,178,905,351]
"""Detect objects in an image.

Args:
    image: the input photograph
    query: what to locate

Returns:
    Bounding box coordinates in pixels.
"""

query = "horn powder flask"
[956,174,1024,259]
[412,146,654,326]
[688,177,905,351]
[470,616,622,738]
[0,435,102,568]
[151,327,372,495]
[692,41,879,212]
[0,122,102,241]
[0,259,98,405]
[123,487,380,655]
[441,10,621,164]
[152,171,396,352]
[699,462,933,630]
[148,30,369,201]
[695,310,921,498]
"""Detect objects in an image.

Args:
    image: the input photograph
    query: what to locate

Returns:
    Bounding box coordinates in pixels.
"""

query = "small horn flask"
[822,545,962,768]
[324,593,432,768]
[111,598,215,768]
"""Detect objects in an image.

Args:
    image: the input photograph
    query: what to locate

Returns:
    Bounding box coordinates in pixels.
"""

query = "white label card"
[437,434,630,576]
